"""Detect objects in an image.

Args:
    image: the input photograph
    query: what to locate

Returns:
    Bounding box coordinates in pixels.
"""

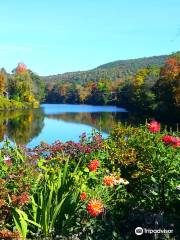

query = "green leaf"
[151,176,156,183]
[12,208,28,240]
[83,167,89,173]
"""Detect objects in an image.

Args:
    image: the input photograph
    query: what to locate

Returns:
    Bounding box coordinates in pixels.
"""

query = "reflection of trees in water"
[0,108,44,145]
[46,111,129,133]
[0,111,23,142]
[0,123,7,142]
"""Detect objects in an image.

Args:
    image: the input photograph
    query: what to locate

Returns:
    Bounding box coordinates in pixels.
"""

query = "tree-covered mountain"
[42,54,168,84]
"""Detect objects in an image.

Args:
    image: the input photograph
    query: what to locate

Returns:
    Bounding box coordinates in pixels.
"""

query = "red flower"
[103,176,115,186]
[147,121,160,133]
[87,199,104,217]
[171,137,180,148]
[162,135,180,148]
[80,192,87,201]
[162,135,174,144]
[88,160,100,172]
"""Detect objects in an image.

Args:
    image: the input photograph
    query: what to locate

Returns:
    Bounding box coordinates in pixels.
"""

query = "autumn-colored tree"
[154,54,180,120]
[157,56,180,107]
[16,63,27,74]
[0,68,7,95]
[161,57,179,79]
[9,63,35,102]
[76,84,89,103]
[133,68,149,87]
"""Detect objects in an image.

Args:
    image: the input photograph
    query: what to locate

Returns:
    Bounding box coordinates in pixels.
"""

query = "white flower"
[4,156,11,161]
[114,177,129,185]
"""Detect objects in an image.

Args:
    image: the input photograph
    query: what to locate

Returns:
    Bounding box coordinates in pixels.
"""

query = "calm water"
[0,104,128,147]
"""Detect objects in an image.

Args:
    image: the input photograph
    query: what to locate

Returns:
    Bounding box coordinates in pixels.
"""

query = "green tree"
[30,71,46,102]
[9,63,35,103]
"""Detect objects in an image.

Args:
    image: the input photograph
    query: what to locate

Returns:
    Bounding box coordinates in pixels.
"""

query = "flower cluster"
[31,133,103,161]
[162,135,180,148]
[80,173,129,218]
[147,121,180,148]
[103,175,129,186]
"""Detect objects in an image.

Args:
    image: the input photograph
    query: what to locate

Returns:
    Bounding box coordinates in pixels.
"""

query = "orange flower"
[88,160,100,172]
[0,199,6,208]
[87,199,104,217]
[80,192,87,201]
[103,176,115,186]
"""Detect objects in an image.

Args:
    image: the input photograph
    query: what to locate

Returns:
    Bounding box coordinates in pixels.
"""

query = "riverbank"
[0,96,39,111]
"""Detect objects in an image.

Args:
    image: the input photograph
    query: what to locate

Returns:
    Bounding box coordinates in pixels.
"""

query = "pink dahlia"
[147,121,160,133]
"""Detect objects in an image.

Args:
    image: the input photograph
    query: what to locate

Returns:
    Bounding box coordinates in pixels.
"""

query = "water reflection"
[0,109,44,145]
[0,104,130,146]
[46,112,128,133]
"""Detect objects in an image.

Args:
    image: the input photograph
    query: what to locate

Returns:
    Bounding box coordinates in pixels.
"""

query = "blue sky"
[0,0,179,75]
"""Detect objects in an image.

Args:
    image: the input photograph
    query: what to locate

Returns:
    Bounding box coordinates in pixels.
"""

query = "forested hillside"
[42,55,168,84]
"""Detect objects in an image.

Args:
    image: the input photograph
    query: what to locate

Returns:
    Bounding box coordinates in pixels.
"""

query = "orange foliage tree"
[159,56,180,107]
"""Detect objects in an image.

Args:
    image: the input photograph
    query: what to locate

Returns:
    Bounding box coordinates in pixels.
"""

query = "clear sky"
[0,0,179,76]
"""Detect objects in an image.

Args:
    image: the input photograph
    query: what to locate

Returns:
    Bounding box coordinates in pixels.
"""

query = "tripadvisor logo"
[135,227,173,235]
[135,227,143,235]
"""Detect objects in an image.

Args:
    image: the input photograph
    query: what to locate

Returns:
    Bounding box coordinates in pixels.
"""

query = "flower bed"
[0,122,179,239]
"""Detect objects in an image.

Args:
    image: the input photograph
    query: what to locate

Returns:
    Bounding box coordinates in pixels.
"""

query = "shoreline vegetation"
[0,121,179,239]
[0,96,39,111]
